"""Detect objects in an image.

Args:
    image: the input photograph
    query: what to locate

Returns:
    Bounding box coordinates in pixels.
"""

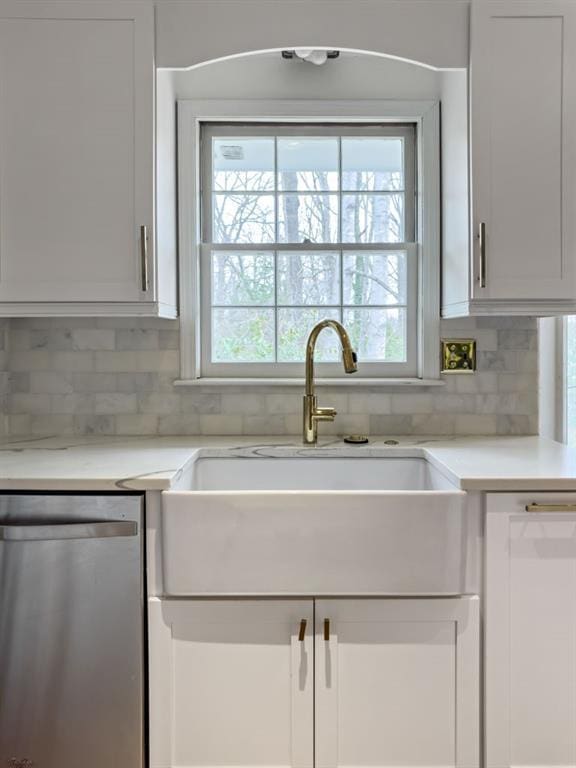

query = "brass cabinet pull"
[324,619,330,641]
[298,619,307,642]
[140,225,149,292]
[478,222,486,288]
[525,503,576,513]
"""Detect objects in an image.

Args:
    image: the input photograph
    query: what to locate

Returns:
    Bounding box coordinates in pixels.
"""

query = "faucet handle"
[314,406,337,421]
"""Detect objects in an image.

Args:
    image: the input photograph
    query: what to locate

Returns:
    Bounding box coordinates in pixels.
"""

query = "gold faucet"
[303,320,358,444]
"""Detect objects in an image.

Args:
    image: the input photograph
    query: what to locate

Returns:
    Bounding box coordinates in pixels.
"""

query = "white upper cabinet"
[0,1,176,316]
[442,0,576,316]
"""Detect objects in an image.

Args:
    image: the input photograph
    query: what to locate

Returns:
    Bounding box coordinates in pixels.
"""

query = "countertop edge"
[458,479,576,492]
[0,436,576,492]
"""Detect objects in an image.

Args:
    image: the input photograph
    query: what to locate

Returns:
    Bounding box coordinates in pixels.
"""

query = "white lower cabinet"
[149,596,479,768]
[315,599,479,768]
[486,494,576,768]
[149,599,314,768]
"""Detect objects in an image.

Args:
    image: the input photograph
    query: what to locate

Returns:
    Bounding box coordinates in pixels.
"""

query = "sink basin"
[185,457,456,491]
[162,454,467,596]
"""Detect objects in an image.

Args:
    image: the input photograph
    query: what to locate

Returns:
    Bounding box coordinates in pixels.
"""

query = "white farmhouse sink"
[186,456,456,491]
[162,455,467,596]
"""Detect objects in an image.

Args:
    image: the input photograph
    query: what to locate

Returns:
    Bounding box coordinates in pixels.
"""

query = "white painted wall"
[440,69,470,309]
[538,317,563,441]
[173,51,442,101]
[155,0,469,71]
[156,69,178,311]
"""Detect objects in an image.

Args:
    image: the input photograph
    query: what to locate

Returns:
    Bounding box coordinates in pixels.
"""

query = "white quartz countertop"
[0,434,575,492]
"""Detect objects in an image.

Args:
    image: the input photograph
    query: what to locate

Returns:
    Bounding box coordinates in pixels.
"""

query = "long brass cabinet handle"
[525,503,576,513]
[324,619,330,641]
[298,619,307,642]
[140,224,149,292]
[478,222,486,288]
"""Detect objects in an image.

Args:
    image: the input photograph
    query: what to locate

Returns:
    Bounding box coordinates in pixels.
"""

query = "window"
[200,123,417,378]
[177,101,441,384]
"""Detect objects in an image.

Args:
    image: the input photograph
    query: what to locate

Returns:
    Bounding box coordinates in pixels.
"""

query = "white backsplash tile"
[157,413,201,435]
[390,394,434,414]
[94,393,138,415]
[115,413,159,435]
[10,393,52,415]
[116,328,159,351]
[455,414,498,435]
[73,415,115,435]
[199,413,244,435]
[72,328,115,351]
[348,393,392,414]
[0,316,539,437]
[51,393,94,415]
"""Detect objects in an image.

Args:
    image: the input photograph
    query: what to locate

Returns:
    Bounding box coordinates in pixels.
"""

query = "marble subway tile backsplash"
[0,316,538,437]
[0,319,9,437]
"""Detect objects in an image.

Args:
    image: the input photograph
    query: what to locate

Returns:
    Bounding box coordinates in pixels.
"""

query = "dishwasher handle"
[0,520,138,542]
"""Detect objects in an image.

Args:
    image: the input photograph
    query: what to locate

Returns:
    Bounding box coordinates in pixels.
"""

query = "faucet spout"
[303,320,358,444]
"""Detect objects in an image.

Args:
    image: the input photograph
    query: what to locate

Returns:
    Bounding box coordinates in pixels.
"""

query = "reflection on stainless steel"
[0,494,144,768]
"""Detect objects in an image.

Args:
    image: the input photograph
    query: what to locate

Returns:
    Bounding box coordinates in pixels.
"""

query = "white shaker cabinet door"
[315,598,480,768]
[486,494,576,768]
[148,599,314,768]
[470,1,576,302]
[0,1,154,305]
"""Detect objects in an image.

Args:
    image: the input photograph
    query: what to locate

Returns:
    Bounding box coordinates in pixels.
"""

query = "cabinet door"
[315,598,479,768]
[0,1,154,304]
[149,599,314,768]
[486,493,576,768]
[470,1,576,301]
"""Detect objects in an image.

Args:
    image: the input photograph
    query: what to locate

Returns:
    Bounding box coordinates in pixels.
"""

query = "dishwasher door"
[0,493,144,768]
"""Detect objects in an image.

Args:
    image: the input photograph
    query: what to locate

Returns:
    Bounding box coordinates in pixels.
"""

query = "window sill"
[173,378,446,388]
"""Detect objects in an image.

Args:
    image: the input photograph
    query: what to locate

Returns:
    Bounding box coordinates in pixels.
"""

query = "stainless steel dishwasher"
[0,493,144,768]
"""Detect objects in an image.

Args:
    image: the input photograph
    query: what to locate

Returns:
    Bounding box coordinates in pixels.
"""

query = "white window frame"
[539,316,569,443]
[202,122,417,378]
[176,99,441,386]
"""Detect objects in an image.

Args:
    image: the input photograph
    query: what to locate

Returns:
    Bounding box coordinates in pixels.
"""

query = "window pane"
[342,138,404,191]
[343,308,406,361]
[204,126,417,374]
[343,251,407,306]
[342,193,404,243]
[277,138,338,191]
[212,252,274,306]
[277,251,340,306]
[213,194,275,243]
[213,138,274,191]
[278,194,338,243]
[278,308,341,362]
[212,308,275,362]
